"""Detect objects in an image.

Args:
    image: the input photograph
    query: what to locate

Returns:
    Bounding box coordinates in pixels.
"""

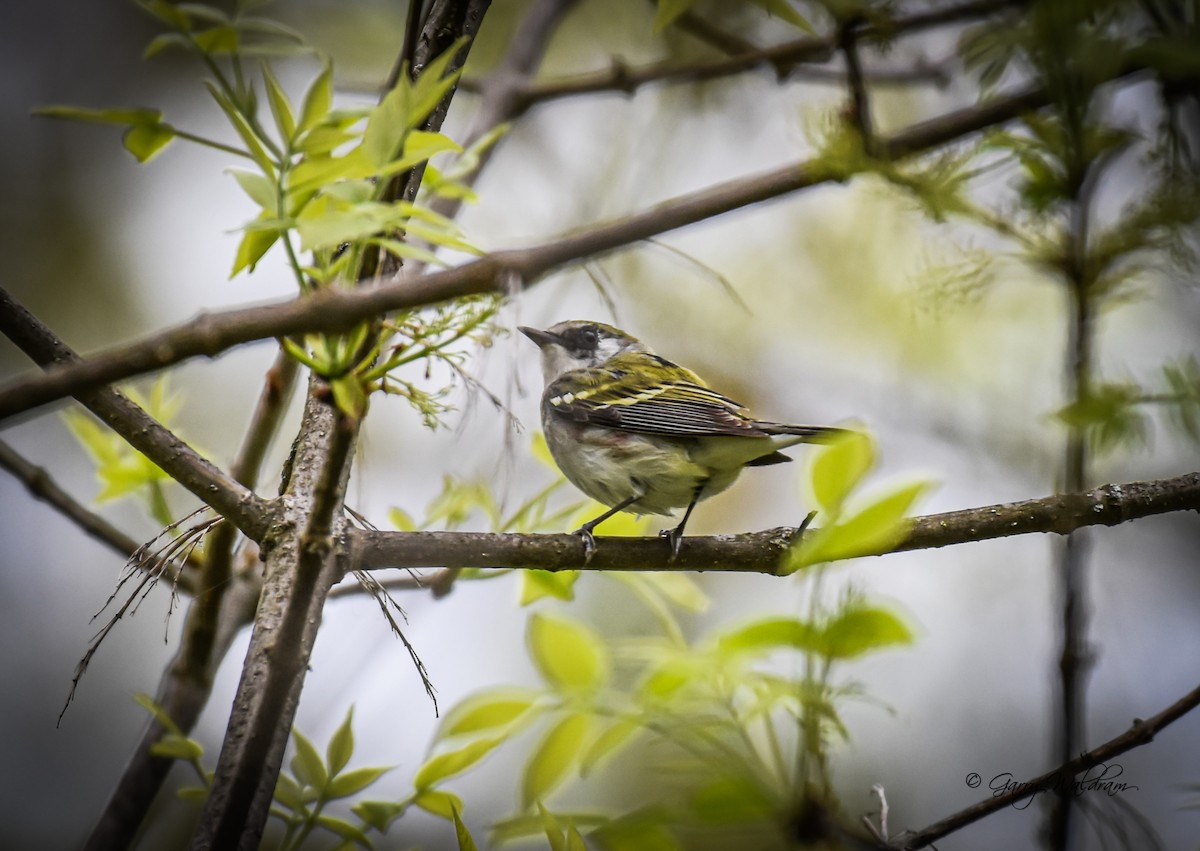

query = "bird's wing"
[544,352,771,438]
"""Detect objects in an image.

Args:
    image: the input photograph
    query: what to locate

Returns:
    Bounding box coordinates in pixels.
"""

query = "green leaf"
[326,766,391,799]
[413,788,465,820]
[451,802,479,851]
[438,688,542,738]
[490,812,609,845]
[522,713,592,809]
[520,570,580,605]
[789,481,928,569]
[748,0,814,33]
[229,168,277,209]
[231,215,280,276]
[537,802,566,851]
[295,199,401,250]
[818,605,914,659]
[144,32,192,58]
[528,613,610,692]
[194,25,239,53]
[413,736,505,790]
[636,572,709,613]
[298,64,333,132]
[134,693,183,735]
[809,430,873,515]
[291,728,328,790]
[206,83,276,177]
[352,799,407,832]
[261,61,296,143]
[137,0,191,30]
[331,375,369,419]
[34,105,162,126]
[275,772,304,810]
[580,717,641,777]
[149,734,204,761]
[388,506,417,531]
[327,706,356,776]
[690,775,775,823]
[122,121,176,162]
[654,0,696,32]
[566,824,588,851]
[177,786,209,801]
[316,814,372,848]
[717,616,817,655]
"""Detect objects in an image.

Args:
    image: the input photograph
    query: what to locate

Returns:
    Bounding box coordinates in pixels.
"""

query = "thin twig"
[892,680,1200,849]
[0,438,161,569]
[495,0,1024,110]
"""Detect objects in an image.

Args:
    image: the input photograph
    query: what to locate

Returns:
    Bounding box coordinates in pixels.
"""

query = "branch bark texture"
[353,472,1200,574]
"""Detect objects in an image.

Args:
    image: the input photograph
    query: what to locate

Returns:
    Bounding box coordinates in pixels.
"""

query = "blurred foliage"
[63,377,193,527]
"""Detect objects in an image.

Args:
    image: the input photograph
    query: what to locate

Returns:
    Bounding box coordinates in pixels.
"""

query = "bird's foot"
[572,525,598,565]
[659,525,684,563]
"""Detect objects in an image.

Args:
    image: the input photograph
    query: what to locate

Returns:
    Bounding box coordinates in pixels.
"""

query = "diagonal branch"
[351,471,1200,575]
[0,79,1070,422]
[892,680,1200,849]
[0,287,272,539]
[0,438,148,565]
[491,0,1024,111]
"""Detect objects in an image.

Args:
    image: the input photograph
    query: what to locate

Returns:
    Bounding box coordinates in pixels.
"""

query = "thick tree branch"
[892,680,1200,849]
[0,288,272,538]
[0,80,1071,422]
[190,391,355,851]
[351,471,1200,575]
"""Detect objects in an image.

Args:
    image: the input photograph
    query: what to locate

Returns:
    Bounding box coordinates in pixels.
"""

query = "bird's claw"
[573,526,597,565]
[659,526,684,563]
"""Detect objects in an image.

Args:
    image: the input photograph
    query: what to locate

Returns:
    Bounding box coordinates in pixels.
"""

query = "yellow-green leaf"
[291,728,327,789]
[413,789,464,820]
[819,605,914,659]
[452,802,479,851]
[789,481,929,570]
[299,64,333,132]
[123,121,176,162]
[809,430,873,515]
[325,766,390,799]
[520,570,580,605]
[580,717,640,777]
[522,713,592,809]
[262,61,296,143]
[528,613,609,692]
[229,168,277,210]
[413,736,505,790]
[438,688,542,739]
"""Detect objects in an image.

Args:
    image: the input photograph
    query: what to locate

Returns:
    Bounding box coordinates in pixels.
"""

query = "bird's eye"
[581,327,599,346]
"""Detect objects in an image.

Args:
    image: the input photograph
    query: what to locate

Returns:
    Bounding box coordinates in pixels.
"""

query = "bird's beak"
[518,326,561,348]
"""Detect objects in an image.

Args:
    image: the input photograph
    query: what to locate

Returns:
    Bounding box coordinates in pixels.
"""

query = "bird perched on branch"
[520,320,846,560]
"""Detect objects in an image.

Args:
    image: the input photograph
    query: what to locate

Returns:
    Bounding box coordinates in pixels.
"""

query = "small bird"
[520,321,846,560]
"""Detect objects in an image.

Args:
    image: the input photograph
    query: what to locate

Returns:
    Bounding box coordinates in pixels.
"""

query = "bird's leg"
[660,482,706,562]
[573,494,639,564]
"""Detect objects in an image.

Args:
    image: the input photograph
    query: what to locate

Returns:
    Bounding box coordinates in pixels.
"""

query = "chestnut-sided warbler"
[520,321,846,559]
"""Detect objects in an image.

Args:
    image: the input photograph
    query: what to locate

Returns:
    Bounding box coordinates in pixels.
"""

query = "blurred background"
[1,0,1198,848]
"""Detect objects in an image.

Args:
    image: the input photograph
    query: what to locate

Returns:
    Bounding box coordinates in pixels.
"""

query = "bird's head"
[519,320,649,382]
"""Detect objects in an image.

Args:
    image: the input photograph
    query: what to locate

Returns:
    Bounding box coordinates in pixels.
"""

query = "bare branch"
[494,0,1023,110]
[352,472,1200,574]
[191,392,356,851]
[892,680,1200,849]
[0,78,1078,422]
[0,287,273,539]
[0,438,145,564]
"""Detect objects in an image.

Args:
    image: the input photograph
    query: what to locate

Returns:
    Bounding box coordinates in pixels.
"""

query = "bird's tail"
[752,423,848,442]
